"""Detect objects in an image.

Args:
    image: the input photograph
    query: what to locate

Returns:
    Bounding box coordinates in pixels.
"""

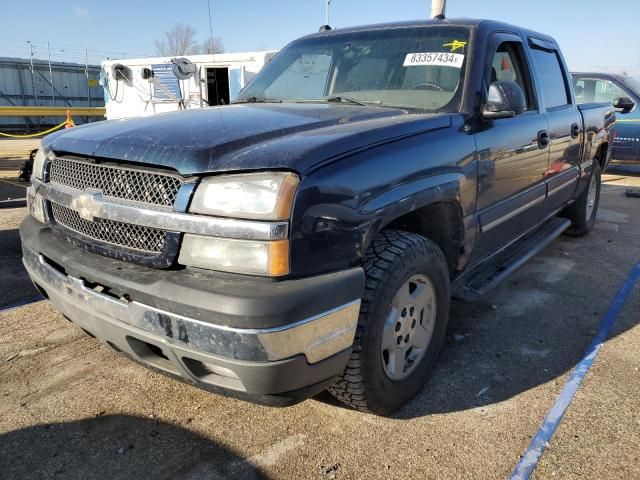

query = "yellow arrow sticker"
[443,40,467,52]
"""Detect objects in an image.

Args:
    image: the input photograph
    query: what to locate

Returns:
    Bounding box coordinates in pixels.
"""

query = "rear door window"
[530,48,571,109]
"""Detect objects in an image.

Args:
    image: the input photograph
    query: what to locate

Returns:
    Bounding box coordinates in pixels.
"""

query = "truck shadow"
[0,414,268,480]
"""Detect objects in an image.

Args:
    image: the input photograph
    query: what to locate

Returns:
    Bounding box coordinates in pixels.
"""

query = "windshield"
[236,26,471,112]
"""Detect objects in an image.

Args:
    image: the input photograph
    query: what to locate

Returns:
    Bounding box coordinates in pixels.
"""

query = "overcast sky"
[1,0,638,74]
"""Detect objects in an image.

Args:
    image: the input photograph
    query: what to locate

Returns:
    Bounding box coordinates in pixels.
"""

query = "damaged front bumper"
[20,217,363,405]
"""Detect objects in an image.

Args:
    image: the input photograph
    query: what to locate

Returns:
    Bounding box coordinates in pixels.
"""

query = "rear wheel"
[328,230,450,415]
[563,160,601,237]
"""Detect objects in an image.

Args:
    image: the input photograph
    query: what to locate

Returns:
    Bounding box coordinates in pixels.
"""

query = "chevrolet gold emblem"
[70,189,103,222]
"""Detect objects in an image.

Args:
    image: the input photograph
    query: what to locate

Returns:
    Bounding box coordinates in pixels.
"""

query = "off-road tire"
[563,160,602,237]
[328,230,450,415]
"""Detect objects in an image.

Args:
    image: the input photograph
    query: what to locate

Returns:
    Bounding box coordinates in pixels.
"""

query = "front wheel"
[563,160,601,236]
[328,230,450,415]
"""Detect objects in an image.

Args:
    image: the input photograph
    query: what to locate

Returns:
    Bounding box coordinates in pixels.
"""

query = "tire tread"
[328,229,448,413]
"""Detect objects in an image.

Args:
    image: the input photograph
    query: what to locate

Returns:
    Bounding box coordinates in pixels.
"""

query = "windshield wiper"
[294,96,382,106]
[232,96,282,104]
[326,96,372,106]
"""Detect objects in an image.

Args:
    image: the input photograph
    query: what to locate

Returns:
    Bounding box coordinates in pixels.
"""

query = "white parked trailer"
[101,51,277,120]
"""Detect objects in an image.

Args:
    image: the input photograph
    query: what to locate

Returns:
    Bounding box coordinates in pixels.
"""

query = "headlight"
[178,235,289,276]
[26,186,46,223]
[190,172,299,220]
[32,143,47,180]
[181,171,298,276]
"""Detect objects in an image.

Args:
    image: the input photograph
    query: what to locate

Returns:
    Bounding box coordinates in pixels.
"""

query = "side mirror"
[613,96,635,114]
[482,81,527,120]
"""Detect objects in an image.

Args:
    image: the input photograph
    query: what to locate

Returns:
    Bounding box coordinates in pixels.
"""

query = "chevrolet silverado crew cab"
[22,18,615,414]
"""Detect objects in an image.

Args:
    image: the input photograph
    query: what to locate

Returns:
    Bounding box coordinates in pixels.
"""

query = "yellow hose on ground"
[0,120,69,138]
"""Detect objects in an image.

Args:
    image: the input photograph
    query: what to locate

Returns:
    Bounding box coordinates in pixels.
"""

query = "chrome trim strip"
[23,247,360,364]
[547,177,577,196]
[33,178,288,241]
[482,195,545,233]
[580,159,594,171]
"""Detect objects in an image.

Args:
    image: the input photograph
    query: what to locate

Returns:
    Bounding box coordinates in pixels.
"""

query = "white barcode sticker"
[403,52,465,68]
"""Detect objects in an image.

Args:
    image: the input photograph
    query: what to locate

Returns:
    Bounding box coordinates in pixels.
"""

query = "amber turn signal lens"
[273,174,299,220]
[268,240,290,276]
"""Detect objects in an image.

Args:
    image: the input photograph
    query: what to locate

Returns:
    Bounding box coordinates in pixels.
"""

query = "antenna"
[431,0,446,19]
[207,0,215,54]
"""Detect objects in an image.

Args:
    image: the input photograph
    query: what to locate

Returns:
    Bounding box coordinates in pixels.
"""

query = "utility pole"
[431,0,446,19]
[27,41,38,106]
[27,41,40,127]
[325,0,332,26]
[47,41,54,104]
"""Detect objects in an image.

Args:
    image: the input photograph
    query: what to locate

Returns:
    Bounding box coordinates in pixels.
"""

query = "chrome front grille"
[46,156,185,261]
[51,203,166,254]
[50,156,184,208]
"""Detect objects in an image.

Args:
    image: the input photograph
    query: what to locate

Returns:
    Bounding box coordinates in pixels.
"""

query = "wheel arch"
[379,201,465,276]
[359,171,474,276]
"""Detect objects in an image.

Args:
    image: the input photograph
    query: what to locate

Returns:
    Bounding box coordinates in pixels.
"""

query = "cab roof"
[304,17,557,46]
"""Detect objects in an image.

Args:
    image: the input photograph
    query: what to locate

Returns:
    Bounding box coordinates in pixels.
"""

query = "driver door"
[471,33,550,261]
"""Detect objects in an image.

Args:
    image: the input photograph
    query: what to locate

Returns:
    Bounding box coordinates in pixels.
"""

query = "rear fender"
[576,108,615,196]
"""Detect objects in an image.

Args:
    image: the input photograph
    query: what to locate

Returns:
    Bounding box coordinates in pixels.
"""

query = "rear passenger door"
[528,39,582,212]
[472,33,550,261]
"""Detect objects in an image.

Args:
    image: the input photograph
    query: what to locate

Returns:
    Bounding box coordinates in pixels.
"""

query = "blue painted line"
[510,261,640,480]
[0,295,44,313]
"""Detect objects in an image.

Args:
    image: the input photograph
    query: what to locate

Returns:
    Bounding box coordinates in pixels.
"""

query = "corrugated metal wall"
[0,57,105,132]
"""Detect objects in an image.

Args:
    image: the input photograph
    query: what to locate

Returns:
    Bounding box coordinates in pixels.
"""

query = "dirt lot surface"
[1,170,639,480]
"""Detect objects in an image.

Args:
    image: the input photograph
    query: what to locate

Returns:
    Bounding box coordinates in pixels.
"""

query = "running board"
[451,217,571,301]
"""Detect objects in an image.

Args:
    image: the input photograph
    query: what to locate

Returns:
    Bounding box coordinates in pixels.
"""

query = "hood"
[44,104,452,175]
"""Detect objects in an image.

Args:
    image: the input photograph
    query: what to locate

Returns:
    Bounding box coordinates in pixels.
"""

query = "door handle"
[571,123,580,139]
[538,130,549,149]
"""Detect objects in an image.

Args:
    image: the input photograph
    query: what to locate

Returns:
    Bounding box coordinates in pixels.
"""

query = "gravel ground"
[0,173,638,480]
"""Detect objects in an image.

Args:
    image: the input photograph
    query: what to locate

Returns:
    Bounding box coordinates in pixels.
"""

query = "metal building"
[0,57,105,132]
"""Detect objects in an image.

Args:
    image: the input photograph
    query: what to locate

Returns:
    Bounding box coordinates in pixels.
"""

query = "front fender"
[289,120,477,277]
[359,171,470,252]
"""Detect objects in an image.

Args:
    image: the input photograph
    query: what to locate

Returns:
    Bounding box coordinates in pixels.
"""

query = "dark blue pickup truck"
[572,72,640,164]
[22,18,614,414]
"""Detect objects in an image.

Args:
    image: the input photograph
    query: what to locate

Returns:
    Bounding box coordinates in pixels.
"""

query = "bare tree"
[154,23,201,56]
[201,37,225,55]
